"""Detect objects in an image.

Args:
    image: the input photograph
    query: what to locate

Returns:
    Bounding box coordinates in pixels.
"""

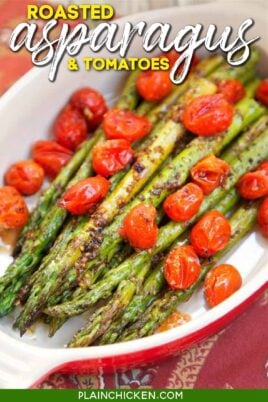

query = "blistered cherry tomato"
[32,140,73,178]
[190,211,231,257]
[5,160,44,196]
[190,155,230,195]
[255,79,268,106]
[58,176,109,215]
[160,50,199,69]
[204,264,242,307]
[119,203,158,249]
[182,94,234,136]
[70,87,107,131]
[256,161,268,175]
[93,139,134,177]
[257,197,268,238]
[103,108,152,143]
[237,171,268,200]
[164,245,201,290]
[136,70,173,102]
[157,311,191,332]
[163,183,203,222]
[54,105,88,150]
[217,79,245,104]
[0,186,28,230]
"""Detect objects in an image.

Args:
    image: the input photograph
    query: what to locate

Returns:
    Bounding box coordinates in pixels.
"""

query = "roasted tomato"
[93,139,134,177]
[0,186,28,230]
[190,210,231,257]
[136,70,173,102]
[58,176,109,215]
[190,155,230,195]
[257,197,268,238]
[217,79,245,104]
[157,311,191,332]
[237,171,268,200]
[119,203,158,249]
[103,108,152,143]
[182,94,234,136]
[54,105,88,150]
[164,245,201,290]
[160,50,199,69]
[255,79,268,106]
[204,264,242,307]
[5,160,44,196]
[163,183,203,222]
[70,87,107,131]
[32,140,73,178]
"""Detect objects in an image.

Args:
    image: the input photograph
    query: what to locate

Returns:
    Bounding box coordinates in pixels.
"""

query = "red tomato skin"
[5,160,44,196]
[103,108,152,143]
[163,183,203,222]
[237,171,268,200]
[182,94,234,136]
[190,210,231,257]
[58,176,109,215]
[32,141,73,178]
[54,105,88,150]
[255,79,268,106]
[136,70,173,102]
[70,87,107,131]
[217,79,245,104]
[119,204,158,249]
[160,50,199,69]
[164,245,201,290]
[258,197,268,238]
[190,154,230,195]
[0,186,28,230]
[204,264,242,307]
[93,140,134,177]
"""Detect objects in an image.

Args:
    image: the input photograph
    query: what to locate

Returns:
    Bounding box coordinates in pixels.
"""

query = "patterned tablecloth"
[0,0,267,390]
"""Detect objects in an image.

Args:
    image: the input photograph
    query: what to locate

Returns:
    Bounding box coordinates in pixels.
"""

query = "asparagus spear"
[121,201,259,341]
[43,127,268,323]
[68,188,239,347]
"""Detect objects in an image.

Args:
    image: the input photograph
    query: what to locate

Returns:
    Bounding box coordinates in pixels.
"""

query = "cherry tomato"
[217,79,245,104]
[157,311,191,332]
[58,176,109,215]
[255,79,268,106]
[54,105,88,150]
[257,197,268,238]
[182,94,234,136]
[164,245,201,290]
[70,87,107,131]
[190,210,231,257]
[160,50,199,69]
[136,70,173,102]
[119,203,158,249]
[256,161,268,175]
[93,139,134,178]
[5,160,44,196]
[190,155,230,195]
[204,264,242,307]
[0,186,28,230]
[103,108,152,143]
[237,171,268,200]
[163,183,203,222]
[32,140,73,178]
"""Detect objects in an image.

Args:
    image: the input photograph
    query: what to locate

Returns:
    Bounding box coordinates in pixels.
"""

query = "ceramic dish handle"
[0,332,64,389]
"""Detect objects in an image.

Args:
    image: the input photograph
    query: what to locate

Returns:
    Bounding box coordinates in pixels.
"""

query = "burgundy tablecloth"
[0,0,267,389]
